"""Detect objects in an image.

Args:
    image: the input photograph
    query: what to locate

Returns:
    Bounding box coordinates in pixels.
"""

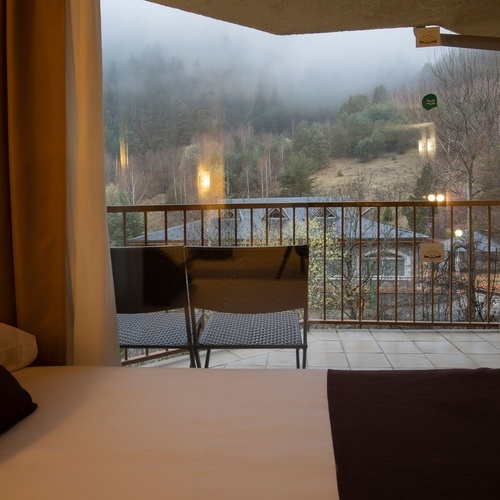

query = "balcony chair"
[110,245,201,367]
[186,245,309,368]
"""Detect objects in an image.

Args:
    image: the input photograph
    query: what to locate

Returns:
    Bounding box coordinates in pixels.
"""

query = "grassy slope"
[312,152,419,200]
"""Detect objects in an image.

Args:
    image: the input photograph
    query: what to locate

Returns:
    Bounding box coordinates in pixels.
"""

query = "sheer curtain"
[66,0,120,365]
[0,0,120,366]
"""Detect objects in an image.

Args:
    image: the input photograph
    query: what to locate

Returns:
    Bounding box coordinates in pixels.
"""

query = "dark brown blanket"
[327,368,500,500]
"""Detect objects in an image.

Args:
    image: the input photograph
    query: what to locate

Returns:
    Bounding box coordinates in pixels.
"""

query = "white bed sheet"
[1,366,338,499]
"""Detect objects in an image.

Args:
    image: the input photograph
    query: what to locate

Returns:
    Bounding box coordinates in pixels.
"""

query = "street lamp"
[427,193,445,202]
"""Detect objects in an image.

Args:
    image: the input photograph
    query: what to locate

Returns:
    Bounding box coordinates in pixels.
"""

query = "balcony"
[108,198,500,366]
[152,328,500,370]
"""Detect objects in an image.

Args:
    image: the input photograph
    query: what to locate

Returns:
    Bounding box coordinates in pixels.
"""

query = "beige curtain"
[0,0,67,365]
[66,0,120,365]
[0,0,120,366]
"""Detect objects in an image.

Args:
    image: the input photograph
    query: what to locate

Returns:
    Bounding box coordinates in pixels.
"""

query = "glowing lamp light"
[455,229,463,237]
[418,136,436,157]
[427,193,445,202]
[198,171,211,193]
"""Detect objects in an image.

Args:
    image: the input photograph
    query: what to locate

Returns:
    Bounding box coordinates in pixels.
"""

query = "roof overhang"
[147,0,500,41]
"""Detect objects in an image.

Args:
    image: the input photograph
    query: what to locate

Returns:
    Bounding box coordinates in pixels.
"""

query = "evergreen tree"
[402,161,439,234]
[280,153,315,196]
[338,94,369,115]
[250,83,268,133]
[293,121,312,154]
[308,125,330,168]
[413,161,439,200]
[372,84,388,103]
[267,86,290,133]
[106,184,144,246]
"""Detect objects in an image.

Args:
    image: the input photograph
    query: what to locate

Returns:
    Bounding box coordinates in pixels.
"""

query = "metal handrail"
[108,199,500,330]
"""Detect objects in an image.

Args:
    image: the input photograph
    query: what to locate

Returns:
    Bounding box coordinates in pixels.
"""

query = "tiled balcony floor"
[150,328,500,370]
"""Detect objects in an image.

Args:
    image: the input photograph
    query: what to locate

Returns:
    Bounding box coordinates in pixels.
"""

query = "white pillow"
[0,323,38,372]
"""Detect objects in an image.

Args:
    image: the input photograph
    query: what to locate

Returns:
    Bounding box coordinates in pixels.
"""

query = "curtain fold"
[0,0,120,366]
[66,0,120,366]
[0,0,67,365]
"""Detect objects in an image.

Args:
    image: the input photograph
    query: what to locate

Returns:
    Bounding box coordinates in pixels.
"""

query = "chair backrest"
[185,245,309,314]
[110,246,188,314]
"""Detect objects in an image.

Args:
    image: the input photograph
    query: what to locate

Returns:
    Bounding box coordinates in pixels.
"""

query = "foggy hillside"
[100,0,454,208]
[101,0,439,113]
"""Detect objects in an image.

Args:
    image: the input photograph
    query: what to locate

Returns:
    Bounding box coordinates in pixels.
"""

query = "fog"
[101,0,441,108]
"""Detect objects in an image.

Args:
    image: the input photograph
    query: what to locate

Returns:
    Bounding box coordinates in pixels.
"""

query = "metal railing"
[108,199,500,362]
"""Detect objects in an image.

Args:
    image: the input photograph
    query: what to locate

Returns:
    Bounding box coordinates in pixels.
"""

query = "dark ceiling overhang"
[146,0,500,39]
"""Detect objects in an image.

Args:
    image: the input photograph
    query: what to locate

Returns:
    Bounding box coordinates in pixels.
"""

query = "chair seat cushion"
[199,311,302,347]
[118,312,200,348]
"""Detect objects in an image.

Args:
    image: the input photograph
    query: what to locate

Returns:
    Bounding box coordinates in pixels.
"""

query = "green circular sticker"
[422,94,437,110]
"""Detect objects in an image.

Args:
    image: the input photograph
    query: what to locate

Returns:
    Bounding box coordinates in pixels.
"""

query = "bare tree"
[116,155,149,205]
[178,144,201,203]
[400,50,500,201]
[336,171,373,201]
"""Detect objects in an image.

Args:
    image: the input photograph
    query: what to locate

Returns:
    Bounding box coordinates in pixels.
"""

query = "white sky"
[100,0,442,99]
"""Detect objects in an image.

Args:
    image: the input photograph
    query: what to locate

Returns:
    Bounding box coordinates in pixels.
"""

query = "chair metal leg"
[296,349,300,369]
[204,348,211,368]
[192,313,203,368]
[194,348,201,368]
[302,347,307,369]
[188,348,197,368]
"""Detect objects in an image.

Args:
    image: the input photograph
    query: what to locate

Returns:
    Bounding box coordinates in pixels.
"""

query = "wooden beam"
[440,34,500,51]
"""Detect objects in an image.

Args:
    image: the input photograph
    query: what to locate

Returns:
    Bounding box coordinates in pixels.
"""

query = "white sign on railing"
[420,242,445,263]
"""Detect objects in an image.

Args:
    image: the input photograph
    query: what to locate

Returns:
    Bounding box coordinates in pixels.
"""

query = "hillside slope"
[312,152,420,200]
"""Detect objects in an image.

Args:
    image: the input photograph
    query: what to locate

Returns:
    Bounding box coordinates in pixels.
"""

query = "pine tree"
[280,153,315,196]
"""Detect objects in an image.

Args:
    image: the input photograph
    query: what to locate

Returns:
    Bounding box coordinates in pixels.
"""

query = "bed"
[2,325,500,499]
[1,366,338,500]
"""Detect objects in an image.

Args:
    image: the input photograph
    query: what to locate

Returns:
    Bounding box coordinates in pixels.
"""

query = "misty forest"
[103,43,500,210]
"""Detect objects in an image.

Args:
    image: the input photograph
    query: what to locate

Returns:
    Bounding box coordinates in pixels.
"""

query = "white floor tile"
[307,352,349,367]
[476,332,500,341]
[440,332,483,341]
[345,352,392,369]
[467,354,500,368]
[309,329,340,340]
[379,341,421,354]
[404,331,446,341]
[338,331,375,341]
[414,341,461,354]
[425,353,478,369]
[372,331,408,341]
[385,353,434,369]
[452,341,500,354]
[341,340,382,353]
[307,340,344,352]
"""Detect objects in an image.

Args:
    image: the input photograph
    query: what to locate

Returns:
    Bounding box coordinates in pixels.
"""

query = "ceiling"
[147,0,500,38]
